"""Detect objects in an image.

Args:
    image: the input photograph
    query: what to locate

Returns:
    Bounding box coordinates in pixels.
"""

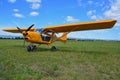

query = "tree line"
[0,37,23,39]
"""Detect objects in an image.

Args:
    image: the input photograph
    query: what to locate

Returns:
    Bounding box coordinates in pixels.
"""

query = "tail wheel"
[51,46,56,51]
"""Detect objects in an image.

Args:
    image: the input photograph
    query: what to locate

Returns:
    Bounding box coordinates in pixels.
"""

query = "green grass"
[0,39,120,80]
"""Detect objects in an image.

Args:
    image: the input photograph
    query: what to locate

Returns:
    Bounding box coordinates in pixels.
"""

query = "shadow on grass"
[35,47,51,52]
[13,45,108,55]
[33,46,81,53]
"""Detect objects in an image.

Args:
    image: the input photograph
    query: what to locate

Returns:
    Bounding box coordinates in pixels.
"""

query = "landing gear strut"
[27,45,36,52]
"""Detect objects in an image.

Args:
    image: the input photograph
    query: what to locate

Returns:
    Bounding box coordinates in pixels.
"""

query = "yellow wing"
[3,20,116,33]
[3,28,35,33]
[44,20,117,33]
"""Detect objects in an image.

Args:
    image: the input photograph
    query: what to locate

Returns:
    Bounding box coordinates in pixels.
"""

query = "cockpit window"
[35,28,43,34]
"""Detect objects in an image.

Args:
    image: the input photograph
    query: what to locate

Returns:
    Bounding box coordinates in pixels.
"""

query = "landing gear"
[51,46,56,51]
[27,45,36,52]
[27,45,56,52]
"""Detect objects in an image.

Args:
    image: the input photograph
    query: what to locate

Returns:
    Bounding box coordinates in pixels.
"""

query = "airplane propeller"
[17,27,23,33]
[17,24,34,33]
[16,24,34,46]
[26,24,34,31]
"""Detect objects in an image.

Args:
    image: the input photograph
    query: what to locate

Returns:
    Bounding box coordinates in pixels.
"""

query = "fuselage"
[23,28,54,44]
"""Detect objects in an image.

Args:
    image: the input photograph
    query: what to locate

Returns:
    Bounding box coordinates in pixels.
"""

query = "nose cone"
[22,31,28,36]
[22,31,31,41]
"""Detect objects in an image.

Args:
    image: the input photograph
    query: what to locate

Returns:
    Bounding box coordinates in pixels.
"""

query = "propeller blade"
[26,24,34,31]
[17,27,23,33]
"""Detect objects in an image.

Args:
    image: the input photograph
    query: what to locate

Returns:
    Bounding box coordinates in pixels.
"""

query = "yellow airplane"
[3,20,117,52]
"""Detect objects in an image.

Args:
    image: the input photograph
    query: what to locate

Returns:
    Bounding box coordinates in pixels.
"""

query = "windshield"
[35,28,43,34]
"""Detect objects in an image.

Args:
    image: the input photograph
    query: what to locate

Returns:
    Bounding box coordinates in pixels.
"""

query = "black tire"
[27,46,32,52]
[51,46,56,51]
[27,45,36,52]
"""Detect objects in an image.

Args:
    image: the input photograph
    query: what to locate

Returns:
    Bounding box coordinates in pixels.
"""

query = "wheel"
[27,45,36,52]
[51,46,56,51]
[27,46,32,52]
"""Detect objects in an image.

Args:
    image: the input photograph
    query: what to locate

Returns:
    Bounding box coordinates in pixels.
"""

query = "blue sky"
[0,0,120,40]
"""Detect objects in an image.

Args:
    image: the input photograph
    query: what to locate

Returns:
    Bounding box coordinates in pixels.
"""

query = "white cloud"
[91,15,97,20]
[87,10,98,20]
[26,0,41,9]
[87,10,103,20]
[104,0,120,19]
[87,10,96,17]
[8,0,16,3]
[65,16,79,23]
[26,0,41,3]
[30,12,39,16]
[13,9,19,12]
[14,13,24,18]
[104,0,120,26]
[86,1,120,21]
[31,3,40,9]
[13,9,25,18]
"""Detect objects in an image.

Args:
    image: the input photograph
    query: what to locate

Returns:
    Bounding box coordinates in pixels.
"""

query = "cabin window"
[35,29,52,42]
[35,28,43,34]
[41,33,51,41]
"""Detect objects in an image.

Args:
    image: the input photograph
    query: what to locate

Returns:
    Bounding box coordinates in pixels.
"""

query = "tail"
[59,32,68,42]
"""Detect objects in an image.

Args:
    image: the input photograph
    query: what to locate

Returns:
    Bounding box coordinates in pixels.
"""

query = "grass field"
[0,39,120,80]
